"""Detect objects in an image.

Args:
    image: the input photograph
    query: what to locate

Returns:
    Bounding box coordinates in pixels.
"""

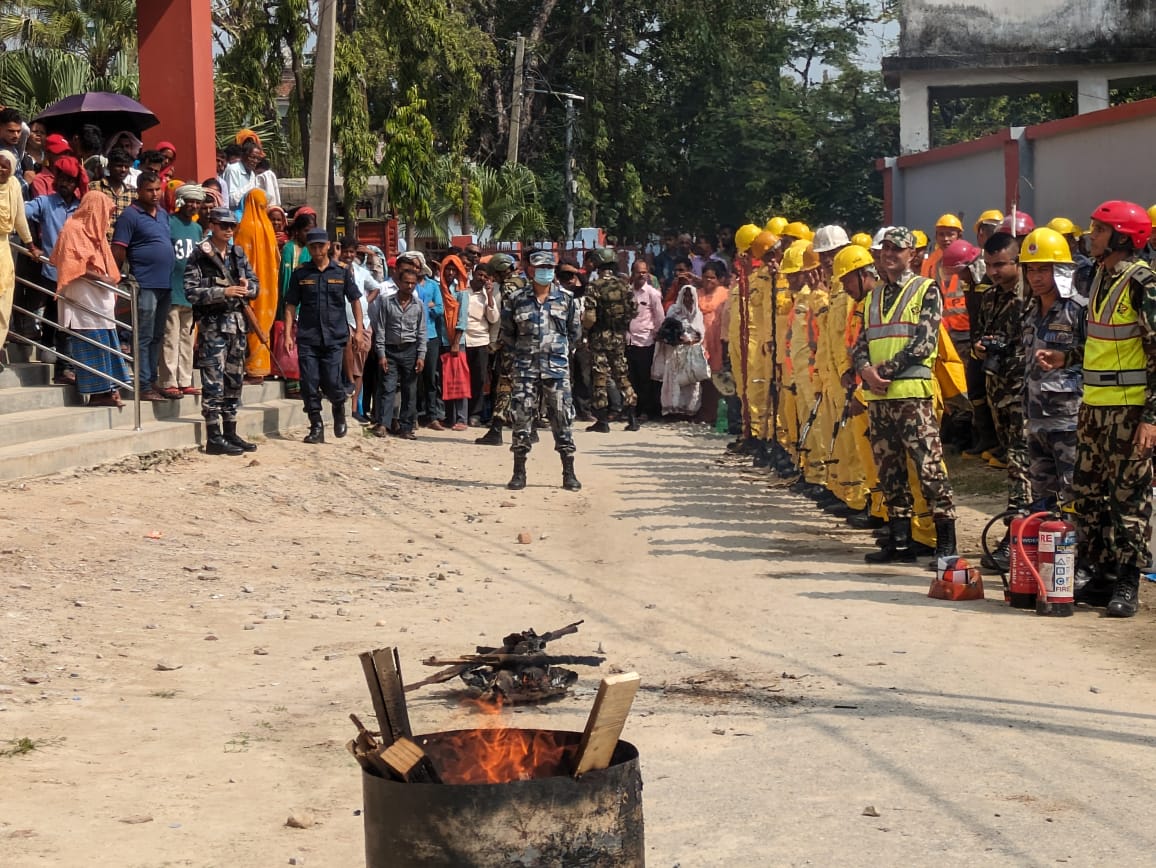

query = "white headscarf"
[669,284,705,339]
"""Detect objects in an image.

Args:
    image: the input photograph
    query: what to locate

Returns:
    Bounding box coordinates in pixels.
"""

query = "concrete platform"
[0,363,332,482]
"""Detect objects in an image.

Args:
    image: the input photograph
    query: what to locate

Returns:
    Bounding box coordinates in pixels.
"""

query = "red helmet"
[942,239,981,270]
[1091,200,1152,250]
[996,211,1035,237]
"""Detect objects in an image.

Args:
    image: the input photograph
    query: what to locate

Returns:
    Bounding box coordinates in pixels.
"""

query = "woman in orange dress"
[234,188,279,380]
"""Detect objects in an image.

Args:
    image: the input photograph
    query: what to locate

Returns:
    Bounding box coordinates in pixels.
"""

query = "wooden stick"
[373,737,442,783]
[404,663,472,692]
[373,647,413,742]
[358,652,392,745]
[572,672,641,778]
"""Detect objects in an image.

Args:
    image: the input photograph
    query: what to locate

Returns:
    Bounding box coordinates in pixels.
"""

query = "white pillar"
[1077,76,1110,114]
[899,80,930,154]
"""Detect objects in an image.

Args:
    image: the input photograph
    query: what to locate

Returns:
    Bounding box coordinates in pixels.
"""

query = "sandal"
[181,386,201,396]
[161,387,183,399]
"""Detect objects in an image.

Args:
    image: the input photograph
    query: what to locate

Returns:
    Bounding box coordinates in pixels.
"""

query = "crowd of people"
[3,106,1156,619]
[720,206,1156,620]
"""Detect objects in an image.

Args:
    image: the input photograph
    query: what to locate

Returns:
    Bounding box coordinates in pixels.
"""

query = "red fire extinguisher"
[1035,516,1076,617]
[1007,512,1043,608]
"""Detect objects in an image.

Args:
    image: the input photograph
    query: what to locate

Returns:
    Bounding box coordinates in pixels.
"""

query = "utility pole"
[564,96,576,241]
[307,0,338,225]
[506,34,526,164]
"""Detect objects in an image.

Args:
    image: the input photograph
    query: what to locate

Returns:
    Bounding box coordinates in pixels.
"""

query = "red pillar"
[137,0,217,184]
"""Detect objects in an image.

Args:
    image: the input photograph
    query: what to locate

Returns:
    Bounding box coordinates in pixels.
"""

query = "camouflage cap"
[883,227,916,249]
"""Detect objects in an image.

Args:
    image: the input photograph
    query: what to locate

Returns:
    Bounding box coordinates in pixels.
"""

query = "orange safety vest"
[923,248,969,334]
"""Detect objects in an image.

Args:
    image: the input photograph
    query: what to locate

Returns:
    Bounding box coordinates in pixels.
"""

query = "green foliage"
[381,87,437,239]
[0,0,138,82]
[931,92,1075,148]
[334,30,377,226]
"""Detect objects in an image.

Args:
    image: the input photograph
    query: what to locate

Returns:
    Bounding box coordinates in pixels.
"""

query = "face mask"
[534,268,555,285]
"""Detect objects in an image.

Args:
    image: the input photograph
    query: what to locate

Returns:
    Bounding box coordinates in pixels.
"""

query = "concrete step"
[0,396,310,482]
[0,384,75,415]
[0,362,53,389]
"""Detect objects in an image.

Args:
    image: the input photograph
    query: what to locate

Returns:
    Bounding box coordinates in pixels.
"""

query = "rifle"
[796,390,824,454]
[820,382,859,467]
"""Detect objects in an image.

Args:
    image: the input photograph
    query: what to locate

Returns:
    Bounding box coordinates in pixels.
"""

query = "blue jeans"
[137,288,171,389]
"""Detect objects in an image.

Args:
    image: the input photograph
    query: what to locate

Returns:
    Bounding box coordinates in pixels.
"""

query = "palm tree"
[0,47,137,117]
[0,0,138,83]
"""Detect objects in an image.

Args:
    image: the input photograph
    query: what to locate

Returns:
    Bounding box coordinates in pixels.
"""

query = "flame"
[423,728,574,785]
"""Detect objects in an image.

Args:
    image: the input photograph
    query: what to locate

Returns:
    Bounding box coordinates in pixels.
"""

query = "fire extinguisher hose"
[1013,511,1054,598]
[982,508,1019,594]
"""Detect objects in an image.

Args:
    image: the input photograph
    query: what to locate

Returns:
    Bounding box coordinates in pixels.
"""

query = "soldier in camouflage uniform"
[501,250,583,492]
[476,253,529,446]
[851,227,957,564]
[1070,201,1156,617]
[582,247,638,432]
[1019,228,1085,511]
[973,231,1030,571]
[184,207,259,456]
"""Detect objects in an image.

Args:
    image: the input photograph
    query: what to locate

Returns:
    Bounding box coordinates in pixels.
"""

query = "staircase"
[0,361,311,482]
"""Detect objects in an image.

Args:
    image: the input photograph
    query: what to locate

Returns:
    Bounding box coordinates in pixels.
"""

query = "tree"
[381,87,437,248]
[0,0,138,83]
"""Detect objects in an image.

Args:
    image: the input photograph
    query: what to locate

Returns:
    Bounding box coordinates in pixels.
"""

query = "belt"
[1084,369,1146,387]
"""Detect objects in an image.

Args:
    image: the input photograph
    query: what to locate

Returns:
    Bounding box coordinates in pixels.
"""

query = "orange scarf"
[440,254,466,345]
[50,191,120,288]
[235,188,279,375]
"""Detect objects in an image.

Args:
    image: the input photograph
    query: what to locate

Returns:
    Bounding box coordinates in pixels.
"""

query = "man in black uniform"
[284,228,365,444]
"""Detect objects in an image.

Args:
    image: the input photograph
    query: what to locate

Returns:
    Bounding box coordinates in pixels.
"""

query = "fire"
[423,728,575,785]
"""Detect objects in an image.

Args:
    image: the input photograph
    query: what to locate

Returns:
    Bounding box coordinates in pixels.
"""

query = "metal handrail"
[7,242,141,430]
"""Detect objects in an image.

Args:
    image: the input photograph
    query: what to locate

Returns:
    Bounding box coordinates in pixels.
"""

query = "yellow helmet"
[779,240,819,274]
[783,221,810,240]
[750,230,778,261]
[1019,227,1074,265]
[1046,217,1081,238]
[734,223,761,254]
[973,209,1004,233]
[765,216,788,236]
[851,232,873,249]
[1147,205,1156,227]
[832,245,875,283]
[935,213,964,231]
[912,229,929,250]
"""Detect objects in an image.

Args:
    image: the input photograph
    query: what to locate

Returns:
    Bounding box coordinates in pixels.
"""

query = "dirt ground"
[2,422,1156,867]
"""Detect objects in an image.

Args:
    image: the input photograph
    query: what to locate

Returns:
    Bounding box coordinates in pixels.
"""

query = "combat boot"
[846,510,885,530]
[981,533,1010,572]
[964,403,999,458]
[751,441,772,468]
[929,518,958,569]
[303,412,325,444]
[530,424,540,444]
[864,519,916,564]
[507,455,527,490]
[624,407,640,432]
[1107,565,1141,618]
[205,422,244,456]
[332,400,348,438]
[223,420,257,453]
[585,411,610,433]
[561,454,582,491]
[475,423,504,446]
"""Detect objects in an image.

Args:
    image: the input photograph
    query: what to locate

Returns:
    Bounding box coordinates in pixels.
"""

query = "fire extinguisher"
[1008,512,1044,609]
[1034,516,1076,617]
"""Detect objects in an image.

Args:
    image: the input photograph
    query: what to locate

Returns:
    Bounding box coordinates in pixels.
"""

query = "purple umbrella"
[34,92,159,137]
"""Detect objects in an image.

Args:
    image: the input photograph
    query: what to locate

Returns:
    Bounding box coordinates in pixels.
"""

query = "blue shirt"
[417,277,443,341]
[112,202,175,290]
[286,259,361,347]
[24,193,79,282]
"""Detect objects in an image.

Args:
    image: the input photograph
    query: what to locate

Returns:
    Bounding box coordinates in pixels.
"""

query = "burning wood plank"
[572,672,641,777]
[372,737,443,784]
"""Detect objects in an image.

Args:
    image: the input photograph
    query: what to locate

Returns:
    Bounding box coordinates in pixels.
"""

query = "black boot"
[751,441,771,468]
[223,420,257,453]
[929,517,958,570]
[303,412,325,444]
[963,402,998,457]
[586,411,610,433]
[332,401,348,438]
[206,422,244,456]
[507,454,527,490]
[1107,565,1141,618]
[847,511,885,530]
[476,423,504,445]
[530,424,540,444]
[624,406,640,432]
[561,454,582,491]
[865,519,916,564]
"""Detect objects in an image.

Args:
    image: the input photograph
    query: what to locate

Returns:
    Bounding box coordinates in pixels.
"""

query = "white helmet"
[870,226,895,251]
[812,225,850,254]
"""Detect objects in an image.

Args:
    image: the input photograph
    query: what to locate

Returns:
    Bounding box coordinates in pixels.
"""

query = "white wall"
[1031,115,1156,222]
[900,148,1006,237]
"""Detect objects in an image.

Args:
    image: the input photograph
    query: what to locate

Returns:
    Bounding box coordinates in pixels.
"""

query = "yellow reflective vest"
[862,275,936,402]
[1084,261,1149,407]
